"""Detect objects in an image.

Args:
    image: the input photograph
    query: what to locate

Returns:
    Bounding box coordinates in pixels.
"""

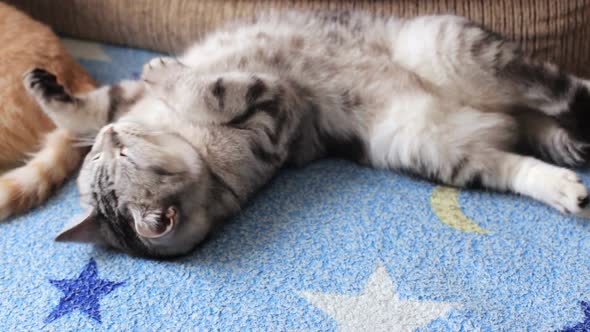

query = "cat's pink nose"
[105,125,115,134]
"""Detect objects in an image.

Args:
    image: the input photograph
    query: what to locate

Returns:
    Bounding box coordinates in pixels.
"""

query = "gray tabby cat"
[24,11,590,258]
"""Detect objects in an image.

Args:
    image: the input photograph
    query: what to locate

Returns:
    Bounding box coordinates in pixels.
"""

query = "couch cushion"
[8,0,590,76]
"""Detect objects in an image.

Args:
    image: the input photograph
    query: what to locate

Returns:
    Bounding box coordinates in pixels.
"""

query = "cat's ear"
[133,206,178,239]
[55,209,102,243]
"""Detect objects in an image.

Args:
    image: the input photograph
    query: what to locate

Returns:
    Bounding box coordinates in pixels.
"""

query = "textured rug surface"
[1,39,590,332]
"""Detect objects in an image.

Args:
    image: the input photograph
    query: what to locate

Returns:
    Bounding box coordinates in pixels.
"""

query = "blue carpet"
[1,39,590,332]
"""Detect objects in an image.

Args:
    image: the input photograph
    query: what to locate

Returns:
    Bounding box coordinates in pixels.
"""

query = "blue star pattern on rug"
[45,259,125,324]
[560,301,590,332]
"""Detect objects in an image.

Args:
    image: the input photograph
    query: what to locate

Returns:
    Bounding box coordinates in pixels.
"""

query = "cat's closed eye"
[91,153,102,161]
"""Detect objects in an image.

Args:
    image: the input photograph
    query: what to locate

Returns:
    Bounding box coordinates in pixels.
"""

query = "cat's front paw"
[543,169,589,216]
[23,68,74,103]
[141,57,186,86]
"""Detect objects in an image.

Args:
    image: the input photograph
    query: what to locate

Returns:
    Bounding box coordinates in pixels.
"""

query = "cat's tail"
[0,128,84,221]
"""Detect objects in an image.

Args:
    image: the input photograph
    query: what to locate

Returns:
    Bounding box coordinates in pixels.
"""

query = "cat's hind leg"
[368,98,589,216]
[393,15,590,165]
[393,15,573,113]
[394,16,589,131]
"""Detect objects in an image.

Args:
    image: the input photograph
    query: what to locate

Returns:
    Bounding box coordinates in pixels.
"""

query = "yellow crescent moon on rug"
[430,186,491,234]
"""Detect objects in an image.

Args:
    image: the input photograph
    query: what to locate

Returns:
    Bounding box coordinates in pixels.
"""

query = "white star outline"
[300,264,459,332]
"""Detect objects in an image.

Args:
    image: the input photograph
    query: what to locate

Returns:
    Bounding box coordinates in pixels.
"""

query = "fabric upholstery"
[7,0,590,76]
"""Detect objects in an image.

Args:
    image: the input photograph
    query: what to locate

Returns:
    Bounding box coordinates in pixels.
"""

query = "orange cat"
[0,3,95,220]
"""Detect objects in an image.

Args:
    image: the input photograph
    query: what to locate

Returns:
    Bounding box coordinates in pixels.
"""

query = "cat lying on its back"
[26,11,590,258]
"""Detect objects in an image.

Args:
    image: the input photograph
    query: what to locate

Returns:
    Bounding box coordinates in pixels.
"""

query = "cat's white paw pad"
[549,170,589,215]
[141,57,185,84]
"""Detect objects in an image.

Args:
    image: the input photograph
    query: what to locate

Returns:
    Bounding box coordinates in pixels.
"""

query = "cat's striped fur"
[0,3,95,221]
[26,11,590,258]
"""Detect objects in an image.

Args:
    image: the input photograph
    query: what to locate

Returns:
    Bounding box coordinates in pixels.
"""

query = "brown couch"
[8,0,590,76]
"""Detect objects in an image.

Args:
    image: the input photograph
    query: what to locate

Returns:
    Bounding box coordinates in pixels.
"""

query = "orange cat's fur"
[0,3,95,220]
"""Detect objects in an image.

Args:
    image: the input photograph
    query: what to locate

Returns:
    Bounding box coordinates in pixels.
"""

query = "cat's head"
[58,121,212,258]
